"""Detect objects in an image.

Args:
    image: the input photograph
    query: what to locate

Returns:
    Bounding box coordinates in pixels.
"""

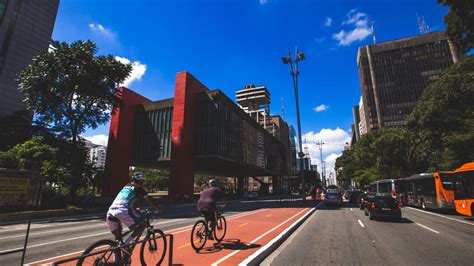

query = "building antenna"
[281,97,284,118]
[370,20,376,44]
[417,13,429,34]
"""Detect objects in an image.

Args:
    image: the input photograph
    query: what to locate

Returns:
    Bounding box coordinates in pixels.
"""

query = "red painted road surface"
[32,201,316,265]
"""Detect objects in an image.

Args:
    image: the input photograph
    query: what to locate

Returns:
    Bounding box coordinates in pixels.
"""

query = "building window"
[0,0,21,74]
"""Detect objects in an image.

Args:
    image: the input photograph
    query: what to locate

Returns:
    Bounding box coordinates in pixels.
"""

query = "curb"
[239,200,325,266]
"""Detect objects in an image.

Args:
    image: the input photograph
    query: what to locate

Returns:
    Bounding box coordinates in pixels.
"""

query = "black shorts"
[200,210,217,223]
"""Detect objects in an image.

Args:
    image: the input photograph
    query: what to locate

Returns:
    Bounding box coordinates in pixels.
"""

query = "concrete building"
[357,31,460,131]
[358,96,368,135]
[0,0,59,118]
[85,140,107,169]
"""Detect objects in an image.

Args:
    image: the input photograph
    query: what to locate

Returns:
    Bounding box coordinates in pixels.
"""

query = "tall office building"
[357,31,460,131]
[0,0,59,118]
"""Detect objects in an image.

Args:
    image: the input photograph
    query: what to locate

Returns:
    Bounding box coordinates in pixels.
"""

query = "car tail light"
[371,202,375,209]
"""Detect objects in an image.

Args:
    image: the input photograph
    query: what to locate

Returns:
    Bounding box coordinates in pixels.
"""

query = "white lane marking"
[211,208,310,266]
[23,208,270,263]
[405,207,474,226]
[239,201,325,266]
[350,208,353,212]
[0,219,102,233]
[2,223,106,240]
[416,223,440,234]
[358,219,365,228]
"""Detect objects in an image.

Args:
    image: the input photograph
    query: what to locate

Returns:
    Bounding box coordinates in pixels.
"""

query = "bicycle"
[78,209,167,266]
[190,206,227,252]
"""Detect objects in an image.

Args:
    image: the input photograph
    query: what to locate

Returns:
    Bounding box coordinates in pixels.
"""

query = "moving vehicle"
[403,172,454,210]
[191,206,227,251]
[364,196,402,222]
[453,162,474,216]
[325,191,342,206]
[369,179,404,199]
[349,190,363,204]
[359,193,375,210]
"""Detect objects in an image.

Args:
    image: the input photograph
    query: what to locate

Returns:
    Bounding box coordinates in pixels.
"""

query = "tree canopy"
[438,0,474,54]
[18,40,132,143]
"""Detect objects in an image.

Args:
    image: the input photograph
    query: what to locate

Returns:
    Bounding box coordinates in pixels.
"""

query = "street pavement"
[0,198,312,265]
[2,199,473,265]
[263,202,474,265]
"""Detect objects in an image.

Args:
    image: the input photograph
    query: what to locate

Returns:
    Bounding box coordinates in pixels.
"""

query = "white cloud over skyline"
[115,56,147,87]
[299,128,351,178]
[333,9,372,46]
[313,104,329,112]
[84,134,109,146]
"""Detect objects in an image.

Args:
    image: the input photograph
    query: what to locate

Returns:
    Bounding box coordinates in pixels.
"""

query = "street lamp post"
[282,47,306,198]
[316,140,325,186]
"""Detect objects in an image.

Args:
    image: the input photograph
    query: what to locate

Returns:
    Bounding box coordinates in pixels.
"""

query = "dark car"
[349,190,363,204]
[364,196,402,222]
[358,193,375,210]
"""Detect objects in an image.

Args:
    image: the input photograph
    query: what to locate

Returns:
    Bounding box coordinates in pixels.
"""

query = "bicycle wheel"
[213,216,227,242]
[77,239,121,266]
[190,220,208,251]
[140,229,167,266]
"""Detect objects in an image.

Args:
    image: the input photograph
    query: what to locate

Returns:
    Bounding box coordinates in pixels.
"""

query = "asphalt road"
[263,202,474,265]
[0,199,280,265]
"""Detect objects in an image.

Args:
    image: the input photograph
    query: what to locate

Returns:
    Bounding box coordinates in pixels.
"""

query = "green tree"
[408,55,474,170]
[17,40,132,200]
[18,40,131,143]
[353,168,379,187]
[438,0,474,53]
[130,167,169,192]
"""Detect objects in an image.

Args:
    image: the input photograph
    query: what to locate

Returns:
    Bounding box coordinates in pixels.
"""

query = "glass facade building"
[0,0,59,118]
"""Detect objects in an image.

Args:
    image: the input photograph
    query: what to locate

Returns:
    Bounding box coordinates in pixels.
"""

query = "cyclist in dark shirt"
[197,179,226,239]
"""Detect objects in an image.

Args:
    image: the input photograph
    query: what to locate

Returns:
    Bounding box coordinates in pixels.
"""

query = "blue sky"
[52,0,448,176]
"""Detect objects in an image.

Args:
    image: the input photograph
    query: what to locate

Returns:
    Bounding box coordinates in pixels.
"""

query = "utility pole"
[316,140,325,186]
[281,47,306,199]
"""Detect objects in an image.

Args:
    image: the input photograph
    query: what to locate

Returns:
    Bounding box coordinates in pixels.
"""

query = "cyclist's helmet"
[209,179,217,186]
[132,172,146,182]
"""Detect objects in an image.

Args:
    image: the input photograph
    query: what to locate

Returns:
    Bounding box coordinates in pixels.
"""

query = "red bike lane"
[32,201,317,265]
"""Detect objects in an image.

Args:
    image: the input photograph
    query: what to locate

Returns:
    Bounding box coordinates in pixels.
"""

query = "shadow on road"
[197,238,261,254]
[372,217,414,223]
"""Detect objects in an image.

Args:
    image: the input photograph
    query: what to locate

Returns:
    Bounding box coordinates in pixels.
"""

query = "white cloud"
[115,56,147,87]
[259,0,268,5]
[301,127,350,180]
[88,23,116,40]
[314,37,326,43]
[85,134,109,146]
[313,104,329,112]
[324,17,332,27]
[333,9,372,46]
